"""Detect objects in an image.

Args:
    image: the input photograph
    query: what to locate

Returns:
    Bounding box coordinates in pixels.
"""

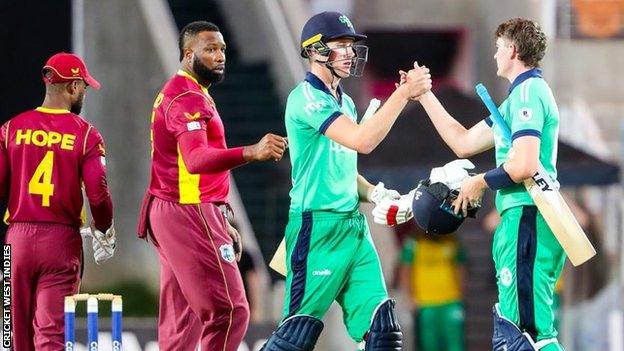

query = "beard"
[70,93,84,114]
[193,55,224,86]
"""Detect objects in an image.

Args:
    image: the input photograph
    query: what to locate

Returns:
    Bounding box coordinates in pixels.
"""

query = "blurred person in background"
[398,228,466,351]
[0,52,115,350]
[259,11,432,351]
[136,21,287,351]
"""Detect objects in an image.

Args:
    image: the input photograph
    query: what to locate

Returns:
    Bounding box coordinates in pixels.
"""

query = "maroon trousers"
[7,223,82,351]
[148,198,249,351]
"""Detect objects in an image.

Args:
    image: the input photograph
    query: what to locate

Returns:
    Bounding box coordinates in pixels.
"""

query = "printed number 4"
[29,151,55,207]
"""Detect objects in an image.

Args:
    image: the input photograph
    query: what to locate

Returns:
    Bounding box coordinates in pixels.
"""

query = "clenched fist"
[243,133,288,162]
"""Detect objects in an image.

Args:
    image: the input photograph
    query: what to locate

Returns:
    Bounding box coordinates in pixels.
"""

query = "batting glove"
[81,224,116,264]
[368,182,401,205]
[429,159,475,190]
[372,190,415,226]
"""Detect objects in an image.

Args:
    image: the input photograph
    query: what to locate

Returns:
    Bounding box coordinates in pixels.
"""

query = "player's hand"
[83,224,116,264]
[243,133,288,162]
[396,62,432,100]
[429,159,475,190]
[368,182,401,205]
[372,190,415,226]
[452,174,486,217]
[226,220,242,262]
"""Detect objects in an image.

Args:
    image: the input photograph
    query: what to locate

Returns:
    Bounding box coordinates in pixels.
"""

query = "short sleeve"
[166,92,214,138]
[509,80,545,141]
[296,83,342,134]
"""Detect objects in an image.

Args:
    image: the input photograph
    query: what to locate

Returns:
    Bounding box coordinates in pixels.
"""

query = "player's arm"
[357,174,374,201]
[324,65,431,154]
[178,131,287,174]
[468,89,546,189]
[357,174,400,204]
[170,94,286,173]
[418,91,494,158]
[501,136,540,182]
[451,137,539,216]
[453,91,546,215]
[81,129,113,232]
[82,128,116,264]
[453,137,539,206]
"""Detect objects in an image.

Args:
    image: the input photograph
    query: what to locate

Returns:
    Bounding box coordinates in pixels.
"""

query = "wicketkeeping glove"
[372,190,416,226]
[368,182,401,205]
[81,224,116,264]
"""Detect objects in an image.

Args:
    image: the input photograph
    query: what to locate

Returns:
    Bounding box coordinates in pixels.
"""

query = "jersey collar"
[508,68,542,95]
[35,106,70,114]
[177,70,209,95]
[305,72,343,104]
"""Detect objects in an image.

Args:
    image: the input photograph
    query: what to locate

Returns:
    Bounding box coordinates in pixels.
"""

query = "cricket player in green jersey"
[260,11,432,351]
[401,18,565,351]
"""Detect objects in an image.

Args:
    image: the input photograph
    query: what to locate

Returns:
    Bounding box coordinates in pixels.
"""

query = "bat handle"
[360,98,381,123]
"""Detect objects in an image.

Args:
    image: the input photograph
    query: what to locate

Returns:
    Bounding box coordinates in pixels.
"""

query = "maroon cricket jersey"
[0,107,111,228]
[148,70,231,204]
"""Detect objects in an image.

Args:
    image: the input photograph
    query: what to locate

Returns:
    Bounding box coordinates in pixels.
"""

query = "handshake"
[370,159,477,227]
[394,61,433,101]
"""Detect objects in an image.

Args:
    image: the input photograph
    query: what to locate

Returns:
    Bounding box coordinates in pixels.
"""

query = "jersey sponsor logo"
[15,129,76,151]
[186,121,201,131]
[219,244,236,263]
[303,100,328,116]
[518,107,532,121]
[184,112,201,120]
[312,269,332,276]
[500,267,513,287]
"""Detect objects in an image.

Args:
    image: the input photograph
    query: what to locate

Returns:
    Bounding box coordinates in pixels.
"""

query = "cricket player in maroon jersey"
[136,21,287,351]
[0,52,115,350]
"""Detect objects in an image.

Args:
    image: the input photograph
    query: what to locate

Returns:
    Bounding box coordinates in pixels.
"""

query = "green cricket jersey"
[285,72,359,213]
[486,69,560,213]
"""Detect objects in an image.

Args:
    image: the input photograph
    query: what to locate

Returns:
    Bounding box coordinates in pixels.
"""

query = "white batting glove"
[81,225,116,264]
[372,190,415,226]
[429,159,475,190]
[368,182,401,205]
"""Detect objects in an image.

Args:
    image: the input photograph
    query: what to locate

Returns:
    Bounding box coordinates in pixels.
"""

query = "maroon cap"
[42,52,101,89]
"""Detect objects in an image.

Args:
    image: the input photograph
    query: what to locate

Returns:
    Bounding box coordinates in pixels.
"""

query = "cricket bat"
[476,83,596,266]
[268,98,383,276]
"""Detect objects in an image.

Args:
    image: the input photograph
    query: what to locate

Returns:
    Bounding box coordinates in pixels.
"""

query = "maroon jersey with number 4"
[0,107,112,230]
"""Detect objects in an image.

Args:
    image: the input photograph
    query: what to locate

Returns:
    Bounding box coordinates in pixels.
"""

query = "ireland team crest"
[220,244,236,263]
[339,15,354,29]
